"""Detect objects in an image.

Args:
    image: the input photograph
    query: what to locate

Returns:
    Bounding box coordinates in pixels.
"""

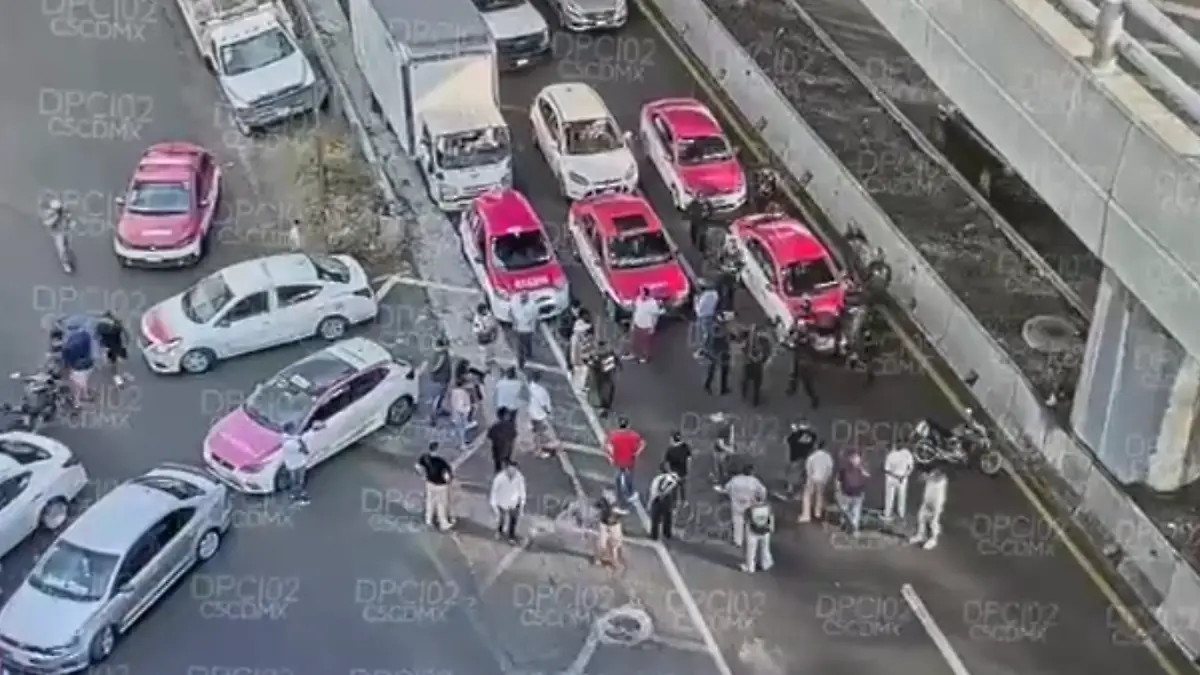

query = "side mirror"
[114,197,125,206]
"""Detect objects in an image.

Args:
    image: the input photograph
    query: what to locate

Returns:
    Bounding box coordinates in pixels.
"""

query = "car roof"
[135,143,203,183]
[655,100,722,139]
[209,10,280,44]
[542,83,610,121]
[475,189,542,236]
[740,215,827,263]
[584,194,661,237]
[220,253,319,294]
[60,480,189,554]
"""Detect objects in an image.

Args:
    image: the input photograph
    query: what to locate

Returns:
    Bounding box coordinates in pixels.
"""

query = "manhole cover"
[1022,315,1079,353]
[595,606,654,646]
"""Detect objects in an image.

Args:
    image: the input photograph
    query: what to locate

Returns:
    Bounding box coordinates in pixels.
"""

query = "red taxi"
[730,213,847,345]
[459,188,570,322]
[639,98,747,212]
[114,142,221,268]
[566,192,692,319]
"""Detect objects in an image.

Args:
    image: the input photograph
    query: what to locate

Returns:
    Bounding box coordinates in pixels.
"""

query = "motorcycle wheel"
[978,451,1003,476]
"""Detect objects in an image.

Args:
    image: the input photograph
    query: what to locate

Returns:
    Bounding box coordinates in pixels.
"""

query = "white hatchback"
[139,253,378,374]
[530,83,637,200]
[0,432,89,560]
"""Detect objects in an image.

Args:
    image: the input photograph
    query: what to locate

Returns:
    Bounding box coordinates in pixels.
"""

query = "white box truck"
[176,0,327,134]
[349,0,512,211]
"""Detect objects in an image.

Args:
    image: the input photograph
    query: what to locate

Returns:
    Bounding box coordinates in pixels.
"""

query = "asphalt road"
[0,2,1177,675]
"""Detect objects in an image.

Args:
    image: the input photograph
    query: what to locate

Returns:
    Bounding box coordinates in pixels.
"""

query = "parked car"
[0,463,232,673]
[531,83,637,200]
[203,338,419,494]
[566,192,691,320]
[546,0,627,31]
[138,252,377,374]
[114,142,221,268]
[473,0,551,69]
[640,98,746,212]
[0,432,89,559]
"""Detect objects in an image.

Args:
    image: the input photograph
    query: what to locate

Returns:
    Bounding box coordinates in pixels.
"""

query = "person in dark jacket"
[647,464,682,541]
[487,408,518,473]
[59,324,94,405]
[739,324,773,407]
[704,313,734,396]
[590,340,620,416]
[95,312,128,387]
[784,318,820,408]
[425,338,453,424]
[686,197,715,254]
[663,431,692,503]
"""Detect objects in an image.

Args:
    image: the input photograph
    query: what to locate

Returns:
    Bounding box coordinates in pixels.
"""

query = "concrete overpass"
[852,0,1200,490]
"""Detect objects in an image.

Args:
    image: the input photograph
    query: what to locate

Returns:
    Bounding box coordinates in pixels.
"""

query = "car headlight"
[149,338,182,353]
[568,171,588,185]
[439,184,460,199]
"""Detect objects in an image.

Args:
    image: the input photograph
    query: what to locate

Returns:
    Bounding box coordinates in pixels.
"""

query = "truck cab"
[417,107,512,211]
[471,0,551,70]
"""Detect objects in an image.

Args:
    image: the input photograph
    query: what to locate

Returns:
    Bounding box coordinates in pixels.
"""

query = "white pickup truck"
[176,0,327,134]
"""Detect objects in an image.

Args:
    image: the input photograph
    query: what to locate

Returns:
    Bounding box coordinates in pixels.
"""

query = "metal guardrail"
[642,0,1200,659]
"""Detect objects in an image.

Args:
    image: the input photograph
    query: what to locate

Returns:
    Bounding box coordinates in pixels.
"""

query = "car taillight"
[62,455,81,468]
[353,288,373,299]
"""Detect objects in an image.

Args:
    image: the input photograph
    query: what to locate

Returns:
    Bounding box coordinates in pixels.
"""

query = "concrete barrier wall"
[642,0,1200,658]
[857,0,1200,363]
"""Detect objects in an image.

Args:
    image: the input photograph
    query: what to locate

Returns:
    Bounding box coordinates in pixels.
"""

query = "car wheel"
[180,349,215,374]
[317,316,349,341]
[117,256,132,268]
[89,625,117,664]
[387,396,416,427]
[196,528,222,562]
[39,498,70,531]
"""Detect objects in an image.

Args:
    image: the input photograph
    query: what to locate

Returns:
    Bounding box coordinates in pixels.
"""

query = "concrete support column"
[1148,354,1200,490]
[1092,0,1127,70]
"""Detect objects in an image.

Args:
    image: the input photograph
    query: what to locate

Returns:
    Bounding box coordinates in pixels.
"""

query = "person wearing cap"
[663,431,692,503]
[416,442,455,531]
[785,421,818,496]
[607,417,644,507]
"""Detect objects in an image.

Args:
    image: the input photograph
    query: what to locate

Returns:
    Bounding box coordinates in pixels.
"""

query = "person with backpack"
[647,464,682,541]
[724,464,766,549]
[742,496,775,573]
[471,303,499,370]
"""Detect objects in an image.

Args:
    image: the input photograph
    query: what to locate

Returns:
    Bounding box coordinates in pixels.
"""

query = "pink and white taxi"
[640,98,746,212]
[203,338,418,494]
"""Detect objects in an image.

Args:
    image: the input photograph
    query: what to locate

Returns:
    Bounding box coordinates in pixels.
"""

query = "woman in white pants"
[909,467,948,550]
[882,444,914,522]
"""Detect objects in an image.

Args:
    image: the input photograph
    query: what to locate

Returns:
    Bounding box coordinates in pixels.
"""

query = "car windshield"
[308,253,350,283]
[219,27,296,77]
[492,231,552,271]
[242,374,317,434]
[678,135,733,165]
[181,273,234,324]
[781,260,837,297]
[28,541,120,602]
[127,182,190,215]
[436,127,511,170]
[473,0,522,9]
[609,231,672,269]
[564,119,622,154]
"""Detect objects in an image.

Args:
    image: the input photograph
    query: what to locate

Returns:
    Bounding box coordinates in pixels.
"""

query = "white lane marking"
[902,583,971,675]
[538,323,735,675]
[387,275,482,296]
[558,440,608,457]
[373,274,402,302]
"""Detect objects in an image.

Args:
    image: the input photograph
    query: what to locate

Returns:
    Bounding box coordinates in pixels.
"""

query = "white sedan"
[530,83,638,200]
[0,432,88,559]
[139,252,379,374]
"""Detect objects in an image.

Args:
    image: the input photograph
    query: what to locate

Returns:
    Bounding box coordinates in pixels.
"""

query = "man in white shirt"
[629,287,663,363]
[493,367,523,420]
[280,434,310,505]
[724,465,767,547]
[525,372,556,457]
[882,444,915,522]
[511,292,539,370]
[489,460,527,542]
[909,468,948,550]
[569,322,595,391]
[799,445,833,523]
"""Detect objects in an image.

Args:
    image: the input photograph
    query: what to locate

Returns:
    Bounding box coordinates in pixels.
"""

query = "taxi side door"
[641,111,680,204]
[741,238,788,325]
[458,204,489,290]
[531,96,564,179]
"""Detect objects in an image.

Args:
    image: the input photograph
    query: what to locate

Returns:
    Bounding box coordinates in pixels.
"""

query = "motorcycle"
[2,367,74,432]
[913,409,1003,476]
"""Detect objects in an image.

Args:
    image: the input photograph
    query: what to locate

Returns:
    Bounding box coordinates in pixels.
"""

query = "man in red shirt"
[607,417,644,508]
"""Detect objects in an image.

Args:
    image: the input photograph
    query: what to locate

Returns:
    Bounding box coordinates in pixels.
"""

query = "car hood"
[786,285,846,319]
[483,3,548,40]
[221,51,310,107]
[0,584,100,648]
[679,159,744,195]
[567,0,624,12]
[565,150,636,185]
[141,297,189,345]
[488,258,567,295]
[609,262,689,306]
[117,211,197,247]
[206,408,284,468]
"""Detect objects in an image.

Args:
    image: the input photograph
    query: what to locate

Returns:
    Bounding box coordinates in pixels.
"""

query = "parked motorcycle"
[2,367,73,432]
[913,409,1003,476]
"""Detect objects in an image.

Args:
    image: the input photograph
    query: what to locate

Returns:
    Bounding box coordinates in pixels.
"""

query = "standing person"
[703,312,733,396]
[95,312,128,387]
[663,431,692,503]
[487,408,518,473]
[424,338,453,424]
[472,302,500,370]
[493,367,522,421]
[416,442,454,531]
[629,288,663,363]
[850,324,880,388]
[711,416,735,490]
[784,318,820,408]
[489,460,526,543]
[882,443,915,523]
[647,464,682,541]
[593,489,625,569]
[692,281,719,358]
[715,238,741,312]
[739,324,773,407]
[590,340,619,417]
[750,167,778,212]
[42,199,75,273]
[280,431,310,505]
[557,299,584,342]
[909,467,948,550]
[686,197,713,253]
[836,450,870,535]
[784,421,819,496]
[448,376,474,451]
[607,417,644,507]
[741,495,775,573]
[526,372,556,458]
[59,323,94,405]
[725,464,767,549]
[569,322,595,392]
[799,444,833,523]
[511,292,539,371]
